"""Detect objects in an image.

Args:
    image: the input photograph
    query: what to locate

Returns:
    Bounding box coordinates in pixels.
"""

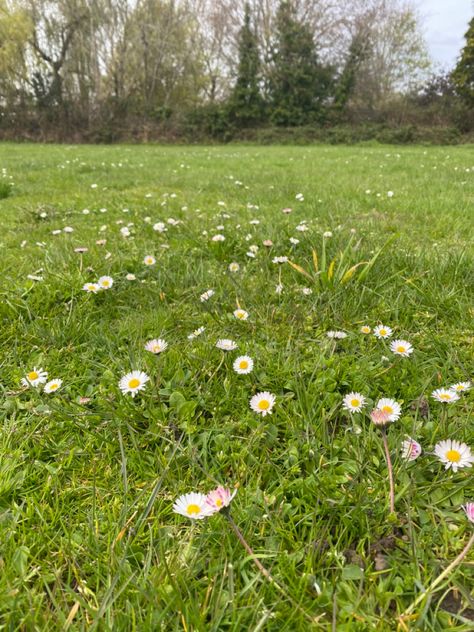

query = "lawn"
[0,142,473,631]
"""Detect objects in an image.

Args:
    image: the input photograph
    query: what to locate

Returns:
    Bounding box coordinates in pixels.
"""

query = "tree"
[452,17,474,107]
[228,2,263,124]
[333,28,369,110]
[267,0,333,125]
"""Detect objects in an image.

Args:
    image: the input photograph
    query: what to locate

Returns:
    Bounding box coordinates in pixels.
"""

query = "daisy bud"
[370,409,391,427]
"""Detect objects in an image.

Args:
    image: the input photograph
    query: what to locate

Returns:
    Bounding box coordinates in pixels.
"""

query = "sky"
[418,0,473,69]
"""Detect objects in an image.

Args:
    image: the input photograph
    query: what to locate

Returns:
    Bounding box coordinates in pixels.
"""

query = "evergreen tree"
[267,0,333,125]
[452,17,474,106]
[333,30,369,111]
[229,3,263,125]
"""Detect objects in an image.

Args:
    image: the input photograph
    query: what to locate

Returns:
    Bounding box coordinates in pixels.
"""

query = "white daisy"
[22,367,48,388]
[390,339,413,357]
[272,256,288,264]
[275,283,284,294]
[118,371,149,397]
[173,492,214,520]
[212,234,225,242]
[200,289,214,302]
[327,331,347,339]
[83,282,100,293]
[289,237,300,245]
[374,325,393,339]
[375,398,402,422]
[360,325,371,334]
[233,356,254,374]
[153,222,167,232]
[434,439,474,472]
[301,287,312,295]
[342,392,366,413]
[228,262,240,272]
[432,388,460,403]
[98,276,114,289]
[450,382,471,393]
[250,391,275,416]
[44,379,63,394]
[143,255,156,266]
[145,339,168,354]
[188,326,205,340]
[401,437,422,461]
[216,339,237,351]
[233,309,249,321]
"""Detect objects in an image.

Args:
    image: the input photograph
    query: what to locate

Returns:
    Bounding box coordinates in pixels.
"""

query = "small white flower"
[233,309,248,321]
[296,224,308,232]
[342,392,366,413]
[289,237,300,245]
[83,282,100,293]
[432,388,460,403]
[233,355,254,374]
[323,231,333,238]
[200,289,214,302]
[374,325,393,339]
[44,379,63,394]
[153,222,167,232]
[387,191,394,198]
[272,256,288,264]
[327,331,347,339]
[22,367,48,388]
[212,234,225,242]
[301,287,312,295]
[173,492,214,520]
[295,193,304,201]
[360,325,371,334]
[401,437,422,461]
[216,339,237,351]
[390,340,413,357]
[143,255,156,266]
[98,276,114,290]
[228,262,240,273]
[145,339,168,354]
[250,391,276,416]
[375,398,402,422]
[118,371,149,397]
[188,326,205,340]
[126,273,136,281]
[63,226,74,233]
[434,439,474,472]
[450,381,471,393]
[275,283,284,294]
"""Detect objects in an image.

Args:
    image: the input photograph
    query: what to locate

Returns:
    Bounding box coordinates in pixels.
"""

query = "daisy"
[462,502,474,523]
[216,339,237,351]
[301,287,312,295]
[327,331,347,339]
[432,388,460,403]
[143,255,156,266]
[173,492,214,520]
[188,326,205,340]
[212,234,225,242]
[450,381,471,393]
[153,222,167,232]
[233,309,248,321]
[360,325,371,334]
[44,379,63,394]
[374,325,393,339]
[289,237,300,245]
[83,282,100,293]
[323,231,333,238]
[263,239,273,247]
[228,262,240,273]
[342,392,366,413]
[275,283,283,294]
[144,339,168,354]
[118,371,149,397]
[370,409,391,427]
[434,439,474,472]
[282,207,292,214]
[22,367,48,388]
[200,289,214,302]
[401,437,422,461]
[233,356,254,374]
[390,340,413,357]
[250,391,275,416]
[272,256,288,264]
[205,486,237,512]
[375,398,402,422]
[126,273,136,281]
[98,276,114,289]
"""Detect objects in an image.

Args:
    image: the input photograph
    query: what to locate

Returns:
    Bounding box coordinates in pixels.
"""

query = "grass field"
[0,142,473,631]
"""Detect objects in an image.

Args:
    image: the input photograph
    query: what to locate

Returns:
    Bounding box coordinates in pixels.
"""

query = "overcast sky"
[418,0,472,69]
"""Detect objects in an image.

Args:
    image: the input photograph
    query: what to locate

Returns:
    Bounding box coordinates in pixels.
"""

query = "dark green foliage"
[228,3,264,125]
[452,17,474,106]
[267,0,334,126]
[333,30,370,111]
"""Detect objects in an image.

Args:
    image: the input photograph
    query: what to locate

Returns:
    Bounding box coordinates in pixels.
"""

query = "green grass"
[0,142,473,631]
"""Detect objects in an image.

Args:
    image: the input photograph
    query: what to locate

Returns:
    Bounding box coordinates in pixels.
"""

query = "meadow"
[0,142,473,631]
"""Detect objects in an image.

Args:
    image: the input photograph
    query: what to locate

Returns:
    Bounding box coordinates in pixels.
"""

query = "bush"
[0,182,12,200]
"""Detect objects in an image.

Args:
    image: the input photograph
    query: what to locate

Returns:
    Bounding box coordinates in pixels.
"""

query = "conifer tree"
[452,17,474,106]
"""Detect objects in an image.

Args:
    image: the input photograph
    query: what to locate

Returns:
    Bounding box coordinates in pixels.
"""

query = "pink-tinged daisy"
[83,282,100,293]
[144,339,168,354]
[250,391,275,416]
[233,309,248,321]
[374,325,393,339]
[375,398,402,422]
[360,325,371,334]
[143,255,156,266]
[205,486,237,512]
[233,356,254,374]
[401,437,422,461]
[216,339,237,351]
[450,382,471,393]
[22,367,48,388]
[432,388,460,403]
[390,340,413,357]
[462,502,474,523]
[44,379,63,394]
[370,409,391,426]
[173,492,214,520]
[118,371,149,397]
[434,440,474,472]
[342,392,366,413]
[98,275,114,289]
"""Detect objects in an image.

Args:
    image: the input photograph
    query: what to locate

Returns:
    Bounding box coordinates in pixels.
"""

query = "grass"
[0,142,473,631]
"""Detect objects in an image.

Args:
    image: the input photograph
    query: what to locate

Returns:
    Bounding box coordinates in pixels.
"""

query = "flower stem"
[225,513,318,624]
[381,428,395,515]
[402,531,474,617]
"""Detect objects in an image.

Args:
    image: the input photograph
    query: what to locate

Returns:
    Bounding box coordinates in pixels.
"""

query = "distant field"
[0,143,473,630]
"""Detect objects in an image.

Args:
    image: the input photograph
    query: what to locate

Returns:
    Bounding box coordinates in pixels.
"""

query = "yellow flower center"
[240,361,249,369]
[28,371,39,380]
[455,385,463,391]
[49,383,58,390]
[128,378,140,389]
[258,399,270,410]
[362,327,370,333]
[446,449,461,463]
[215,499,223,507]
[186,504,201,515]
[380,329,387,336]
[397,346,406,353]
[102,281,110,287]
[440,393,451,400]
[351,399,360,407]
[382,406,393,414]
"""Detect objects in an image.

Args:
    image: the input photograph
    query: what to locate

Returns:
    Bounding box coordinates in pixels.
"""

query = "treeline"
[1,0,473,143]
